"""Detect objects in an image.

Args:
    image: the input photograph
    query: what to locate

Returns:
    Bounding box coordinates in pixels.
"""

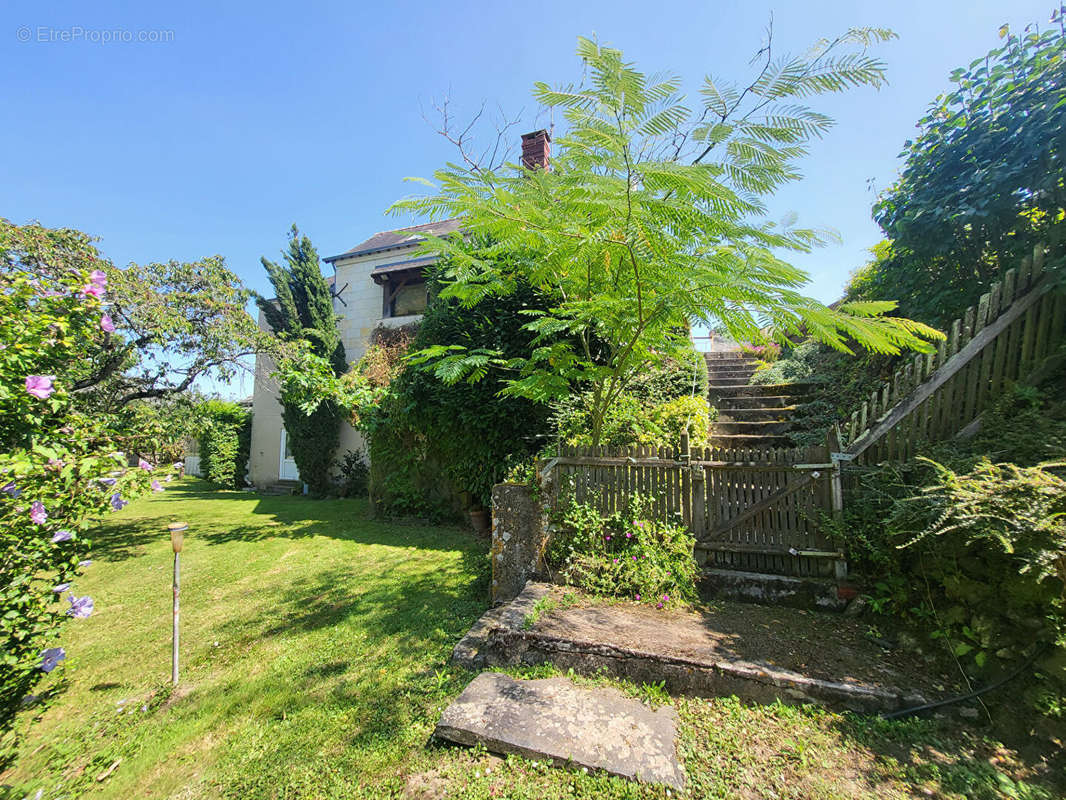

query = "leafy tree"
[393,34,941,445]
[256,226,346,494]
[863,14,1066,324]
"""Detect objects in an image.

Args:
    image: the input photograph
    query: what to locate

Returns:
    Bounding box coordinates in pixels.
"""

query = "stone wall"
[490,483,548,604]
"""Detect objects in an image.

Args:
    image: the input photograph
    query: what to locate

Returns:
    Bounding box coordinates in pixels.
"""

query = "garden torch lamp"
[167,521,188,685]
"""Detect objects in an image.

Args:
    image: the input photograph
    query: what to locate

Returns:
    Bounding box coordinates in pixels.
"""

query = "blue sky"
[2,0,1055,396]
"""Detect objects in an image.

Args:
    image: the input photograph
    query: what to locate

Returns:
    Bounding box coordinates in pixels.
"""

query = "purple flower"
[52,582,70,593]
[83,282,105,299]
[51,529,74,543]
[89,269,108,287]
[110,493,128,511]
[172,461,183,469]
[138,458,153,472]
[39,647,66,673]
[30,501,47,525]
[1,481,20,498]
[151,480,164,493]
[66,594,94,619]
[656,602,664,609]
[626,533,632,538]
[631,555,637,561]
[635,594,641,601]
[97,477,117,486]
[612,558,619,564]
[100,314,116,333]
[25,375,55,400]
[78,559,93,567]
[636,521,646,529]
[662,594,669,601]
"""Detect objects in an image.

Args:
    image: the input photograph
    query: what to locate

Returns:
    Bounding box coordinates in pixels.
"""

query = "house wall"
[248,309,286,487]
[247,242,430,488]
[331,246,426,467]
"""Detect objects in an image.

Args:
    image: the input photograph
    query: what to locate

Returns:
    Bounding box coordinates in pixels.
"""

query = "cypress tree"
[257,225,346,494]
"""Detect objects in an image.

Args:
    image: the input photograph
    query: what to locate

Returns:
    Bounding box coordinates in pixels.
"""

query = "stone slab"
[455,583,955,714]
[435,672,684,790]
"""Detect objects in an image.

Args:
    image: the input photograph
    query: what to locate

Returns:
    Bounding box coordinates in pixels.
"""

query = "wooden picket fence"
[535,242,1064,578]
[539,439,844,577]
[836,241,1065,465]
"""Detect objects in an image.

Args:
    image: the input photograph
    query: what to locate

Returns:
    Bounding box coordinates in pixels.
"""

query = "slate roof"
[323,218,463,263]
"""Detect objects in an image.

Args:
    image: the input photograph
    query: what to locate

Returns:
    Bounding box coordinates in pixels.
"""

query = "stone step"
[458,583,953,714]
[704,353,758,363]
[435,672,684,790]
[717,406,797,422]
[712,420,792,436]
[260,480,302,496]
[707,372,757,384]
[698,568,848,611]
[710,382,818,398]
[708,433,795,448]
[720,395,802,409]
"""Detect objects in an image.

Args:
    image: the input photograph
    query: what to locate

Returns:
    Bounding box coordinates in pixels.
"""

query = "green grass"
[3,480,1061,799]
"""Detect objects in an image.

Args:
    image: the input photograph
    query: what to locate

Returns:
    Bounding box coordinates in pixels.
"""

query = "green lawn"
[3,480,1061,799]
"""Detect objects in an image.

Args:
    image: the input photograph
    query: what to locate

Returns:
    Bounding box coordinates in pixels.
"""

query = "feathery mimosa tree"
[393,33,943,446]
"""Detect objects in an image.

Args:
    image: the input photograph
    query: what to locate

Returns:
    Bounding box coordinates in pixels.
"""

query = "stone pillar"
[490,483,547,604]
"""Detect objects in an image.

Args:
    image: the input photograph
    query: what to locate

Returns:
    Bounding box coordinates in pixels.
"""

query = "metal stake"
[167,522,188,685]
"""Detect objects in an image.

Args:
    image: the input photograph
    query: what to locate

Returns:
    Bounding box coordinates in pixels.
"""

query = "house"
[246,126,553,488]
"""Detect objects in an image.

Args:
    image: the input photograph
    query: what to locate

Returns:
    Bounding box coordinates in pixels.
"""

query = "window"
[384,278,428,317]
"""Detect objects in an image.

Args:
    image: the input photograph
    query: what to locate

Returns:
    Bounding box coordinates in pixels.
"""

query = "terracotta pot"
[469,508,491,535]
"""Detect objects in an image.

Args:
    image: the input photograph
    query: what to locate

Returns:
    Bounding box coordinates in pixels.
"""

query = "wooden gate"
[540,436,842,577]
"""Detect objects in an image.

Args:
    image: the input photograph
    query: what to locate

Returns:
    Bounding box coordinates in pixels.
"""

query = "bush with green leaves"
[196,400,251,489]
[332,449,369,499]
[837,380,1066,704]
[547,495,698,606]
[856,18,1066,325]
[352,274,557,518]
[0,223,179,759]
[553,391,713,449]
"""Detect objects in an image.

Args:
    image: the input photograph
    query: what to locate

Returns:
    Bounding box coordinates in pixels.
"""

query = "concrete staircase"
[704,353,814,448]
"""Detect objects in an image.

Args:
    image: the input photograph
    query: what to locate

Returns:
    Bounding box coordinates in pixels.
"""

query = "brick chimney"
[520,129,551,171]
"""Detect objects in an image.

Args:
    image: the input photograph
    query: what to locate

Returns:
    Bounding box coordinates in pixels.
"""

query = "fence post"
[825,426,847,581]
[680,432,692,529]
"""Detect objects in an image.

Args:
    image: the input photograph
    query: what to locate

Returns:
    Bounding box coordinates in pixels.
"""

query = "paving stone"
[435,672,684,790]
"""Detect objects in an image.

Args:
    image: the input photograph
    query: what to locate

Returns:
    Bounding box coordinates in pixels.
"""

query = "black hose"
[881,644,1049,720]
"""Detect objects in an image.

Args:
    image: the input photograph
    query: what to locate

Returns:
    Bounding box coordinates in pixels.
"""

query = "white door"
[279,428,300,481]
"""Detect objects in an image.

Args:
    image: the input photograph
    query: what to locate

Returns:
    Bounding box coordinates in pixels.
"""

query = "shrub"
[547,495,698,606]
[363,276,556,517]
[332,449,369,498]
[196,400,251,490]
[863,23,1066,326]
[554,391,713,449]
[0,223,179,759]
[838,380,1066,699]
[627,350,709,405]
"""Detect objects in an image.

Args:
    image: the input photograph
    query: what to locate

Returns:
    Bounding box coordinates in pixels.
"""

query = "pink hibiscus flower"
[25,375,55,399]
